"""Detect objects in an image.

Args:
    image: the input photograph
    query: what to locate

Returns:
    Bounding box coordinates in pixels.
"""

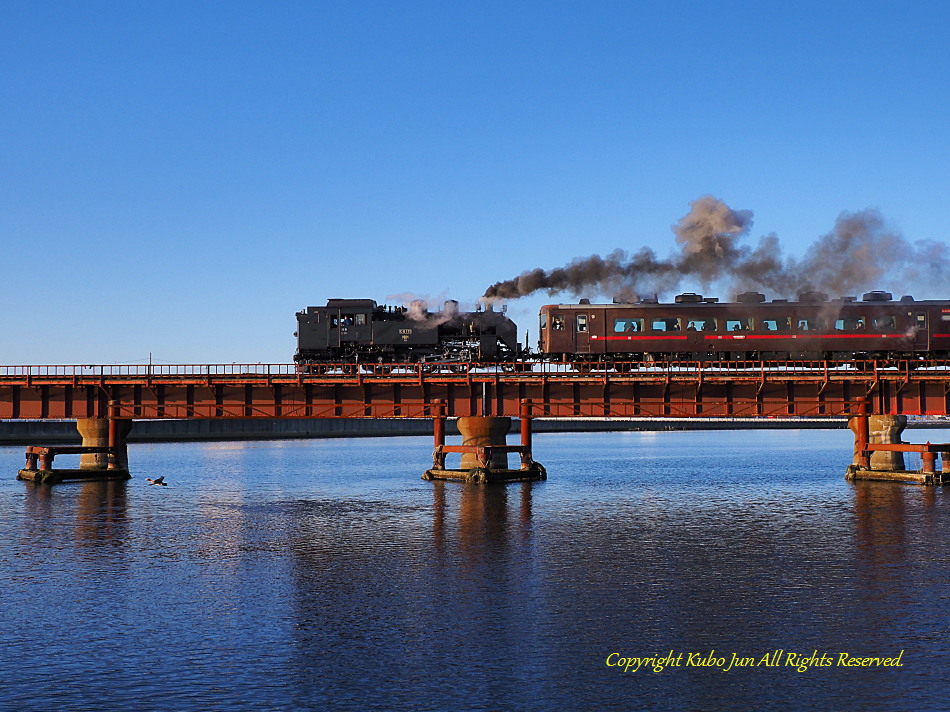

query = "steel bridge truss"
[2,359,950,421]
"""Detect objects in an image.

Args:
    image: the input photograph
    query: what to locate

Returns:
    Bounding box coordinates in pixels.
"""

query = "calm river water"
[2,429,949,711]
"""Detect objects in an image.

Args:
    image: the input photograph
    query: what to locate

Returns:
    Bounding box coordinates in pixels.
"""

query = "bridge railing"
[2,358,950,379]
[0,363,301,378]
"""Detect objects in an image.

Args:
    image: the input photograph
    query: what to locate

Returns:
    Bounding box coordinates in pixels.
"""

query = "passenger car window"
[613,318,643,333]
[577,315,588,333]
[686,318,717,332]
[762,317,791,331]
[651,318,681,332]
[726,318,752,331]
[835,317,866,331]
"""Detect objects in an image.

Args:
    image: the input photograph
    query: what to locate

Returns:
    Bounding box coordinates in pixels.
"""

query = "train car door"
[339,310,370,345]
[327,308,341,348]
[914,311,929,350]
[574,313,591,354]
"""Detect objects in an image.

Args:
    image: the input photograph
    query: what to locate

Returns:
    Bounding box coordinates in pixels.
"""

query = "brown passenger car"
[539,292,950,361]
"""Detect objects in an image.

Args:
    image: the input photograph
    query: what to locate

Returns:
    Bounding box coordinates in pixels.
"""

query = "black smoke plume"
[482,195,948,301]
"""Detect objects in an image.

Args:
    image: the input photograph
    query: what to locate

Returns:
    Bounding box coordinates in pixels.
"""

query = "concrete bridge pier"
[848,414,907,471]
[17,405,133,483]
[846,413,950,484]
[76,417,132,470]
[458,416,511,470]
[424,399,546,483]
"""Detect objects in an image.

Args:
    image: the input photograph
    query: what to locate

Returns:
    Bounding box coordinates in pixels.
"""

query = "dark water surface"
[2,429,949,711]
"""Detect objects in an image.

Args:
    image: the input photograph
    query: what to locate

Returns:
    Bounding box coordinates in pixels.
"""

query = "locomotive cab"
[295,299,378,361]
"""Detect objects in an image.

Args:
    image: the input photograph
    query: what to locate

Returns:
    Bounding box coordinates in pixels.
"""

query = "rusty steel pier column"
[108,415,132,471]
[520,399,533,468]
[432,399,447,471]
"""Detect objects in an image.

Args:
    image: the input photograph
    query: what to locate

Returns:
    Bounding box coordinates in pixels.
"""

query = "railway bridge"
[4,359,950,484]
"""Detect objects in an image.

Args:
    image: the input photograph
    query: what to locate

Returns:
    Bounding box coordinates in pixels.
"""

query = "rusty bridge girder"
[1,360,949,420]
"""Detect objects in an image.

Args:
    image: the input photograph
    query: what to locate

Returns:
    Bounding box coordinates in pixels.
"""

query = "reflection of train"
[296,291,950,364]
[294,299,520,363]
[539,291,948,361]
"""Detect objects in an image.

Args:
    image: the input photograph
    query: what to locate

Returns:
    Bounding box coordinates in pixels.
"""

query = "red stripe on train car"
[592,332,916,341]
[591,335,688,341]
[705,333,908,340]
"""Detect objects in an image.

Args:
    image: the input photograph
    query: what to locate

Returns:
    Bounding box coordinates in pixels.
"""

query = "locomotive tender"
[294,299,520,363]
[540,291,950,361]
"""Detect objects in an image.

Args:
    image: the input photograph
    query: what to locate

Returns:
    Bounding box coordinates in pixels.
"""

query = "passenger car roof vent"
[797,291,828,303]
[638,296,659,304]
[899,295,915,302]
[579,298,591,305]
[736,291,766,304]
[674,292,703,303]
[703,297,719,303]
[862,290,893,302]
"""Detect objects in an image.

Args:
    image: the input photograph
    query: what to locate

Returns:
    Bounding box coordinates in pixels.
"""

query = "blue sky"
[3,1,949,364]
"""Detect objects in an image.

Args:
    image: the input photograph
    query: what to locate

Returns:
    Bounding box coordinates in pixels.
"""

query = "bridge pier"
[424,399,546,484]
[16,405,132,483]
[849,414,907,471]
[845,413,950,484]
[76,417,131,471]
[459,416,511,470]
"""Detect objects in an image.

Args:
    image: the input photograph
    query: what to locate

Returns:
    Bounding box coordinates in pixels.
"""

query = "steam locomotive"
[294,299,520,363]
[295,291,950,364]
